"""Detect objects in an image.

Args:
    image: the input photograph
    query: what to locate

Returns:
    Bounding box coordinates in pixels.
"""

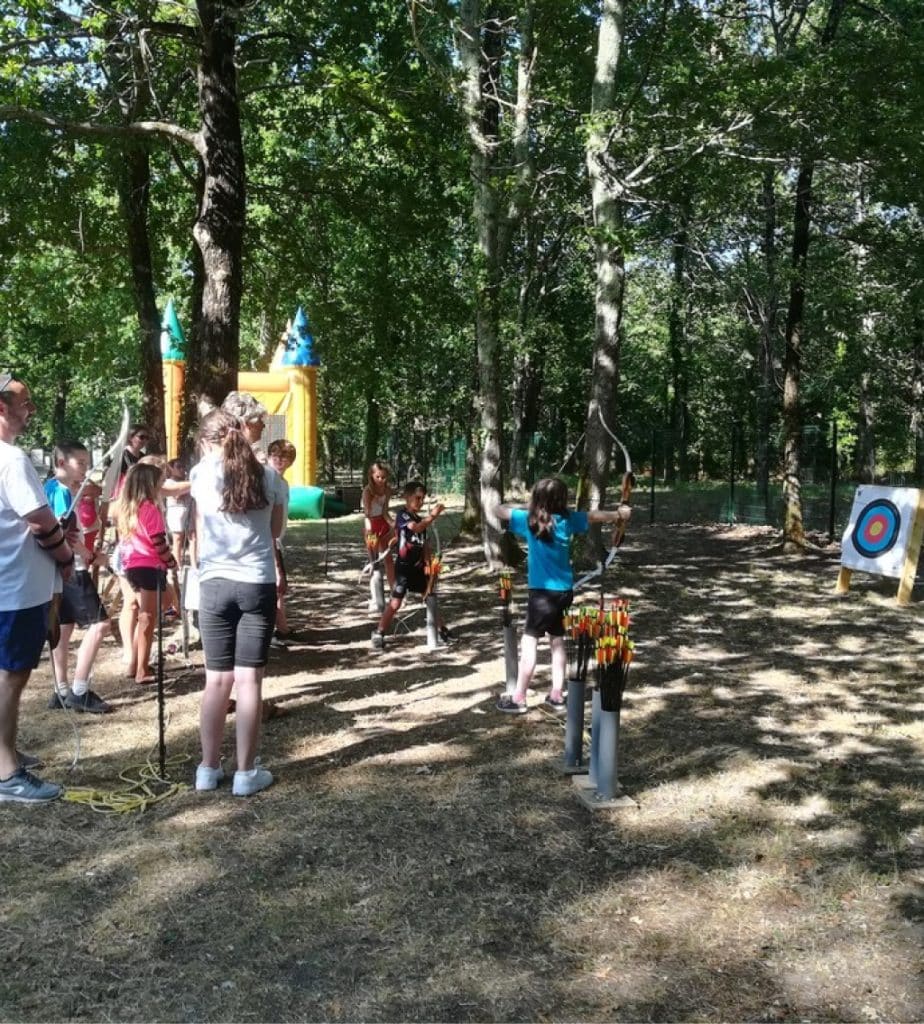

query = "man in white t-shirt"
[0,372,77,803]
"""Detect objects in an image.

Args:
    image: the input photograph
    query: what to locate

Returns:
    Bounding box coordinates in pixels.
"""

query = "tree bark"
[458,1,505,566]
[510,354,542,491]
[667,214,691,483]
[116,143,164,448]
[457,1,536,566]
[755,168,778,518]
[912,322,924,482]
[781,160,812,549]
[780,0,845,550]
[363,393,381,473]
[579,0,627,558]
[191,0,246,409]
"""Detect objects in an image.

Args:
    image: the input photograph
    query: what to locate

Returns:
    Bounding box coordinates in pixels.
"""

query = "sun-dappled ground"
[2,510,923,1022]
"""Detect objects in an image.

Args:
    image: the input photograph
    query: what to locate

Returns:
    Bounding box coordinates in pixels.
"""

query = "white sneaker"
[195,763,225,791]
[232,760,273,797]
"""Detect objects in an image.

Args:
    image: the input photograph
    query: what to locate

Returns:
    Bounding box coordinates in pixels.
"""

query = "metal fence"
[331,421,923,540]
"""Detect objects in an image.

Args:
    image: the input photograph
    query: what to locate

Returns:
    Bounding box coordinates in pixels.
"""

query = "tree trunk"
[780,0,845,550]
[756,168,777,517]
[364,393,381,473]
[851,177,876,483]
[855,368,876,482]
[51,372,70,443]
[912,323,924,483]
[510,354,542,492]
[190,0,246,409]
[579,0,627,559]
[781,160,812,550]
[458,0,505,566]
[116,143,164,448]
[667,217,690,482]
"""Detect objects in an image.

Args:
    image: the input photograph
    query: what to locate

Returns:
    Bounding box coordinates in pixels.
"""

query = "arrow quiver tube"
[498,569,513,627]
[594,598,632,712]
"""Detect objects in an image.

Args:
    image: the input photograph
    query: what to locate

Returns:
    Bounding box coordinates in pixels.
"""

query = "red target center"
[862,515,889,542]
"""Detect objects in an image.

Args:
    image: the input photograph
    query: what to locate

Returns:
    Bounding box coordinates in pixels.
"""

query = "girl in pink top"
[117,463,177,684]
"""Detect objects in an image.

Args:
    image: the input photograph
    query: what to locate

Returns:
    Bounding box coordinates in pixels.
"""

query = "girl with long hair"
[118,462,177,684]
[190,409,285,798]
[493,477,630,714]
[361,460,395,587]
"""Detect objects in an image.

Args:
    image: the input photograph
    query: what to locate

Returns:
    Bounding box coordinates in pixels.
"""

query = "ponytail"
[527,477,569,543]
[198,409,268,513]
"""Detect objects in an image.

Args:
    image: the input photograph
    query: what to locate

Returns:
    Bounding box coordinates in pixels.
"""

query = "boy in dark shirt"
[371,480,454,650]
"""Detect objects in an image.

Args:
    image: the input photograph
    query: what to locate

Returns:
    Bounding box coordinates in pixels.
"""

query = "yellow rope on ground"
[62,754,191,813]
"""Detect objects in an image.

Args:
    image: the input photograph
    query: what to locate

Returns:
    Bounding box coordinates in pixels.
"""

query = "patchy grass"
[2,513,923,1022]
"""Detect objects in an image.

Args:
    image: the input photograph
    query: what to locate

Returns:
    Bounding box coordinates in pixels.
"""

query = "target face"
[851,499,900,559]
[841,485,921,579]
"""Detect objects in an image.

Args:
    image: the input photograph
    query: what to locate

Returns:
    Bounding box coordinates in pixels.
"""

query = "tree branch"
[0,106,202,155]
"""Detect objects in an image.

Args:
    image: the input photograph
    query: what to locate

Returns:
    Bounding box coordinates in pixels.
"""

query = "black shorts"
[391,562,427,600]
[126,567,169,593]
[524,588,573,638]
[59,571,108,628]
[198,578,277,670]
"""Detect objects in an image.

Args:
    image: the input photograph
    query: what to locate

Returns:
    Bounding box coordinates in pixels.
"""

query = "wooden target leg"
[835,567,852,595]
[896,494,924,606]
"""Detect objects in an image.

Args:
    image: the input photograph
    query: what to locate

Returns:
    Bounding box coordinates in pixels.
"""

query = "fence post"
[828,421,839,542]
[729,421,737,524]
[650,428,656,525]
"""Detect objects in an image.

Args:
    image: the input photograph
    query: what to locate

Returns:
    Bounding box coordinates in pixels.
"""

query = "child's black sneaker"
[496,695,527,715]
[65,689,112,715]
[47,689,72,710]
[543,694,567,713]
[438,627,457,645]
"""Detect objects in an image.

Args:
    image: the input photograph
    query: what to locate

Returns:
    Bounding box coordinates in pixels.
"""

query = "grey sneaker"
[371,630,386,650]
[47,689,72,710]
[17,751,44,771]
[195,763,225,791]
[65,689,112,715]
[0,768,62,803]
[232,760,273,797]
[270,633,290,649]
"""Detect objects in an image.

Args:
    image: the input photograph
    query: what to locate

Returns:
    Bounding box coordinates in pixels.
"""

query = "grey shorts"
[198,579,277,670]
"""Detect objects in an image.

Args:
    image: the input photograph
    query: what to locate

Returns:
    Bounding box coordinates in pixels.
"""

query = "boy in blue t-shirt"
[494,477,630,714]
[46,442,113,714]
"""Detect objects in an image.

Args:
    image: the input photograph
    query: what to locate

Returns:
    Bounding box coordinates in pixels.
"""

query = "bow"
[66,404,131,513]
[98,404,131,503]
[572,407,634,591]
[421,493,444,601]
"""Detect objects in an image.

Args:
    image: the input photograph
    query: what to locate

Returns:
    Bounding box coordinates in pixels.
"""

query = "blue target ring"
[851,499,901,559]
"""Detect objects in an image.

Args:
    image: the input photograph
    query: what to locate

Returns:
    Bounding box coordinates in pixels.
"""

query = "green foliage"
[0,0,921,486]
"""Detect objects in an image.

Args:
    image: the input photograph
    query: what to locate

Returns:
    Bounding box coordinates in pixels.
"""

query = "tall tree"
[578,0,627,549]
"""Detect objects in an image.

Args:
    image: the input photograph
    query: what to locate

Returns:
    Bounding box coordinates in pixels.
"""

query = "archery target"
[851,499,900,559]
[841,486,921,579]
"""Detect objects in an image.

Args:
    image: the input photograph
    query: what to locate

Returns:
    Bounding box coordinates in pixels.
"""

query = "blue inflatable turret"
[280,306,320,367]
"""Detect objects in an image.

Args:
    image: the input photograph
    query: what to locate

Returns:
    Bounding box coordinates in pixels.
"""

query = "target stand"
[836,486,924,606]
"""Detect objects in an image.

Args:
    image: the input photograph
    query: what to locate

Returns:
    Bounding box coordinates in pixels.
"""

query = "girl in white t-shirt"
[190,409,284,798]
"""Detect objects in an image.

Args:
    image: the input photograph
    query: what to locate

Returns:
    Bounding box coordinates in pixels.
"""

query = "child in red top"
[362,461,395,587]
[117,462,177,684]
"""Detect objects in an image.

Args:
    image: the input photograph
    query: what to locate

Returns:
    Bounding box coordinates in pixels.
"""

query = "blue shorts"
[0,603,50,672]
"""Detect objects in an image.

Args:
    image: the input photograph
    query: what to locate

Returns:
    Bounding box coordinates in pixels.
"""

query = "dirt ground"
[2,512,923,1023]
